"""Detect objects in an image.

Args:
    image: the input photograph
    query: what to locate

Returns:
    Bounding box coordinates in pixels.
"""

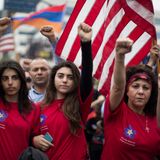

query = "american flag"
[55,0,156,96]
[0,25,15,53]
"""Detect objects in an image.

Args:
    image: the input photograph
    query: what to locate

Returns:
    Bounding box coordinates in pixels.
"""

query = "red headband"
[127,72,151,88]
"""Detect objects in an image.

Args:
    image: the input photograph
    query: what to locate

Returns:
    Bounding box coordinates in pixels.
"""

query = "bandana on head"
[127,72,151,89]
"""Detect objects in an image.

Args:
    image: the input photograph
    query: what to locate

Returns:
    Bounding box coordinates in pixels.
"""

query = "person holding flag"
[101,38,160,160]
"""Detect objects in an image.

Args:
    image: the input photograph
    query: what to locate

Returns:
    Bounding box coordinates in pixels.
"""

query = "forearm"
[91,95,105,108]
[80,41,93,101]
[113,53,126,89]
[109,37,133,111]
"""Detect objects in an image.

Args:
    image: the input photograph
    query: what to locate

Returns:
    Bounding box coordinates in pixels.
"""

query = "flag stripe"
[74,0,118,66]
[58,0,98,59]
[121,0,155,36]
[98,29,152,94]
[55,0,87,56]
[55,0,156,96]
[74,0,109,66]
[0,30,14,53]
[94,9,128,78]
[98,29,150,92]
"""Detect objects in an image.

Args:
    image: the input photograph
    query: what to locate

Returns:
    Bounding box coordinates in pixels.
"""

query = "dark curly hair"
[124,64,158,117]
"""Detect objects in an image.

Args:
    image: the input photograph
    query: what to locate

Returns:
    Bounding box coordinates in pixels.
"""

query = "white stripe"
[0,39,14,45]
[0,45,14,51]
[60,0,96,59]
[98,21,137,90]
[93,8,125,75]
[126,0,154,25]
[0,34,13,40]
[98,48,115,90]
[74,0,109,67]
[125,32,151,65]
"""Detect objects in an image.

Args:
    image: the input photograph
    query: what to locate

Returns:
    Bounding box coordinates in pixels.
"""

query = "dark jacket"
[19,146,48,160]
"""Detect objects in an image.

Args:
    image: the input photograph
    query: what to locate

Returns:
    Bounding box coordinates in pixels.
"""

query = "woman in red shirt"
[33,23,93,160]
[101,38,160,160]
[0,60,40,160]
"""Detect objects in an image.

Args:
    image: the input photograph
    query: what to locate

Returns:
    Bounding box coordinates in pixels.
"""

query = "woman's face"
[54,67,74,99]
[1,68,21,102]
[127,79,152,113]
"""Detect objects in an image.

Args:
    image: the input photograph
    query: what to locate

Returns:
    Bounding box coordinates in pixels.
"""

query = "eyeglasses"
[26,77,32,83]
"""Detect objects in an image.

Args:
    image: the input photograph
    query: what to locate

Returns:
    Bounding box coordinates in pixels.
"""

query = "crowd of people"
[0,16,160,160]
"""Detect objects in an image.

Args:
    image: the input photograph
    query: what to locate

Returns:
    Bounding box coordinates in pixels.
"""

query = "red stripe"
[66,36,81,61]
[98,32,152,95]
[55,0,156,96]
[84,0,106,26]
[94,16,130,79]
[98,25,152,92]
[127,39,152,66]
[121,0,156,37]
[98,27,149,92]
[0,35,14,52]
[0,37,14,42]
[136,0,154,12]
[0,36,14,41]
[0,42,14,46]
[0,48,15,52]
[92,0,121,59]
[99,60,114,95]
[59,0,106,61]
[56,1,86,56]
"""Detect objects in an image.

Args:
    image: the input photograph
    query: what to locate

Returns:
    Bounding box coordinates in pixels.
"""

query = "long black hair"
[0,60,33,113]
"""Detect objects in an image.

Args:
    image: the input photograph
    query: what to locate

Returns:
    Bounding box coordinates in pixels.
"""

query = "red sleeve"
[103,93,124,126]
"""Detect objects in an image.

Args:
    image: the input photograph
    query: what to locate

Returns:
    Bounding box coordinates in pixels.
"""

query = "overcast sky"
[152,0,160,11]
[0,0,160,12]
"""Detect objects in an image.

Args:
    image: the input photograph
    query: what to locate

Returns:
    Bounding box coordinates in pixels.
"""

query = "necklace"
[145,117,150,133]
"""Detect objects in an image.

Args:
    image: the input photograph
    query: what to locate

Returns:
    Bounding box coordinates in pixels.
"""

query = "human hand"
[40,26,57,43]
[0,17,11,35]
[20,58,32,71]
[115,38,133,56]
[33,134,54,151]
[78,22,92,42]
[148,45,160,66]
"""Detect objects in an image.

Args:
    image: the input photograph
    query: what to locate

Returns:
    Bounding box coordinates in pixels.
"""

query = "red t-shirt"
[101,95,160,160]
[0,99,40,160]
[40,90,93,160]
